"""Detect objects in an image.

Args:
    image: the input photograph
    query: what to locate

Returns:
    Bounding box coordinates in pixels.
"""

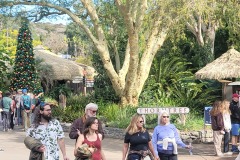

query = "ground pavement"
[0,126,238,160]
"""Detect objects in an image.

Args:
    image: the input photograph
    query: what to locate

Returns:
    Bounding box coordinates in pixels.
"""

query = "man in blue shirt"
[21,89,31,131]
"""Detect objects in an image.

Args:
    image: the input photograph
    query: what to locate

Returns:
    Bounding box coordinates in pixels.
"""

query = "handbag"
[143,155,151,160]
[128,150,154,160]
[75,143,92,159]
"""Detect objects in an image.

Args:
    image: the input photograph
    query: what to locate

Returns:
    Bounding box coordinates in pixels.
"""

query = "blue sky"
[39,15,71,25]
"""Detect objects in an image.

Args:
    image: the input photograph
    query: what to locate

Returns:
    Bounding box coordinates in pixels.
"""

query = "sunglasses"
[162,116,169,118]
[90,110,97,113]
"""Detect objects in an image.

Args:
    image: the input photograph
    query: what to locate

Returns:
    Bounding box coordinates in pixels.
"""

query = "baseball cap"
[232,93,240,98]
[22,89,28,93]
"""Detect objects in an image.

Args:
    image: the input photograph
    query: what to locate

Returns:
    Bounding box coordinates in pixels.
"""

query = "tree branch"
[80,0,105,42]
[0,1,99,45]
[135,0,147,29]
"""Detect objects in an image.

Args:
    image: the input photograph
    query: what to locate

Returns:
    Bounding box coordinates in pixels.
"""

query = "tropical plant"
[47,84,72,100]
[140,53,218,113]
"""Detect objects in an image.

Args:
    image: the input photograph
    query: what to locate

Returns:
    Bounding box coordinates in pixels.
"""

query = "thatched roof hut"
[34,46,84,80]
[195,48,240,80]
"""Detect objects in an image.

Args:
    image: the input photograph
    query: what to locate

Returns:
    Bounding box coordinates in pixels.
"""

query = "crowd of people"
[2,90,240,160]
[0,89,42,132]
[210,93,240,157]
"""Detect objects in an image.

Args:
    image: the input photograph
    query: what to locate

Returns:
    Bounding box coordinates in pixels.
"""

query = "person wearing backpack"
[2,91,13,132]
[21,89,31,131]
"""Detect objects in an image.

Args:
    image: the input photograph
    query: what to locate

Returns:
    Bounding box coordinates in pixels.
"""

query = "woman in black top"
[122,114,158,160]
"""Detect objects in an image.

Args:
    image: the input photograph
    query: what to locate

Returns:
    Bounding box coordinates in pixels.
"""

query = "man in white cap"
[69,103,104,140]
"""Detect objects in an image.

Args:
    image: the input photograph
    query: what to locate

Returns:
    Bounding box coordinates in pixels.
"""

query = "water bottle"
[189,142,193,155]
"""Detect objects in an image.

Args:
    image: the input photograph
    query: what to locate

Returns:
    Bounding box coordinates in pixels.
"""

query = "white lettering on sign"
[137,107,189,114]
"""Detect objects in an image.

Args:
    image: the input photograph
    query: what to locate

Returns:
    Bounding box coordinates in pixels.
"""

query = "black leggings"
[158,152,178,160]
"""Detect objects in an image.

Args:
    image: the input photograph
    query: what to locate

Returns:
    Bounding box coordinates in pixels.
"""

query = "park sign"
[72,76,83,83]
[137,107,190,114]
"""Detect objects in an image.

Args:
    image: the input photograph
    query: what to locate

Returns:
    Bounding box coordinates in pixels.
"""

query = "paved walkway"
[0,127,238,160]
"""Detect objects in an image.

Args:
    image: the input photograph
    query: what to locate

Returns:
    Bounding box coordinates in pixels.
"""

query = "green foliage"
[168,80,219,113]
[65,23,94,57]
[98,103,135,128]
[47,84,72,100]
[75,56,92,66]
[52,97,204,131]
[171,111,204,131]
[52,94,95,123]
[92,52,120,103]
[0,29,18,58]
[214,28,229,58]
[140,52,218,113]
[52,106,82,123]
[44,97,58,106]
[0,48,12,91]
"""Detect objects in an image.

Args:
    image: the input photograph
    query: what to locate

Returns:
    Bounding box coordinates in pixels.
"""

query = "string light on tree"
[10,19,43,94]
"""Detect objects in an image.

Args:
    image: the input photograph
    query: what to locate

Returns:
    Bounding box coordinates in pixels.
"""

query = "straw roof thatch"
[34,46,83,80]
[195,48,240,80]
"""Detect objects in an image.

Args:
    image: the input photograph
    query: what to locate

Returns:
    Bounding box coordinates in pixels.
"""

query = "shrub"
[52,94,95,123]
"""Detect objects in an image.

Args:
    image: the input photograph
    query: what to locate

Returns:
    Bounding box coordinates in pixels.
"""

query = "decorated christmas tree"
[10,20,42,94]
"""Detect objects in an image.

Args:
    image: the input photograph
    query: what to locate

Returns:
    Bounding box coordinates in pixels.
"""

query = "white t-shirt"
[223,113,231,132]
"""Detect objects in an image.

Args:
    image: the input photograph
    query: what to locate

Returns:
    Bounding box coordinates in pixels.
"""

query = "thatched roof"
[195,48,240,80]
[34,46,84,80]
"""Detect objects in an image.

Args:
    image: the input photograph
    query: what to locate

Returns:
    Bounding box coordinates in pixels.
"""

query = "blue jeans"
[127,153,141,160]
[2,111,10,130]
[16,108,22,125]
[223,131,230,152]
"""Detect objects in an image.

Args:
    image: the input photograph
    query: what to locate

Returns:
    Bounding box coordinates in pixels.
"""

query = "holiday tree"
[10,20,42,94]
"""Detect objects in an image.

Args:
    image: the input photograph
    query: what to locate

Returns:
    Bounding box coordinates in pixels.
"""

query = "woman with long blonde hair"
[210,100,225,157]
[221,100,232,155]
[122,114,157,160]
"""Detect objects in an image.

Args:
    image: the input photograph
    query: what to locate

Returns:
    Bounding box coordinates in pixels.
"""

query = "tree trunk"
[120,94,139,106]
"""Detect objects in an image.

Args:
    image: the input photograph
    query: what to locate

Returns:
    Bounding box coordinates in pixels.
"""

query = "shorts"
[231,124,240,136]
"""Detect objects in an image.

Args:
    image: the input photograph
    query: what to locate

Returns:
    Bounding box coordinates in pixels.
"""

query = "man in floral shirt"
[26,102,69,160]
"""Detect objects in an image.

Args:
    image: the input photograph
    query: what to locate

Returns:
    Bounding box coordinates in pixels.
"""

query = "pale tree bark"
[1,0,181,106]
[186,1,219,56]
[186,14,218,55]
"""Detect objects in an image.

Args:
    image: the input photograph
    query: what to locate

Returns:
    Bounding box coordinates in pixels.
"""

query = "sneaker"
[224,152,233,156]
[232,149,239,154]
[217,153,225,157]
[3,129,6,132]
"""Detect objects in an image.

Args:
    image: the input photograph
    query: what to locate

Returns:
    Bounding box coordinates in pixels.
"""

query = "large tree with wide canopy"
[1,0,239,105]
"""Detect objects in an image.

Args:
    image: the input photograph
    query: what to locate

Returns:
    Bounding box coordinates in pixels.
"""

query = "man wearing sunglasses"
[69,103,104,140]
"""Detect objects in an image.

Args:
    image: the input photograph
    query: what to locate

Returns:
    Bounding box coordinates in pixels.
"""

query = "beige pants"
[23,110,31,130]
[213,130,223,155]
